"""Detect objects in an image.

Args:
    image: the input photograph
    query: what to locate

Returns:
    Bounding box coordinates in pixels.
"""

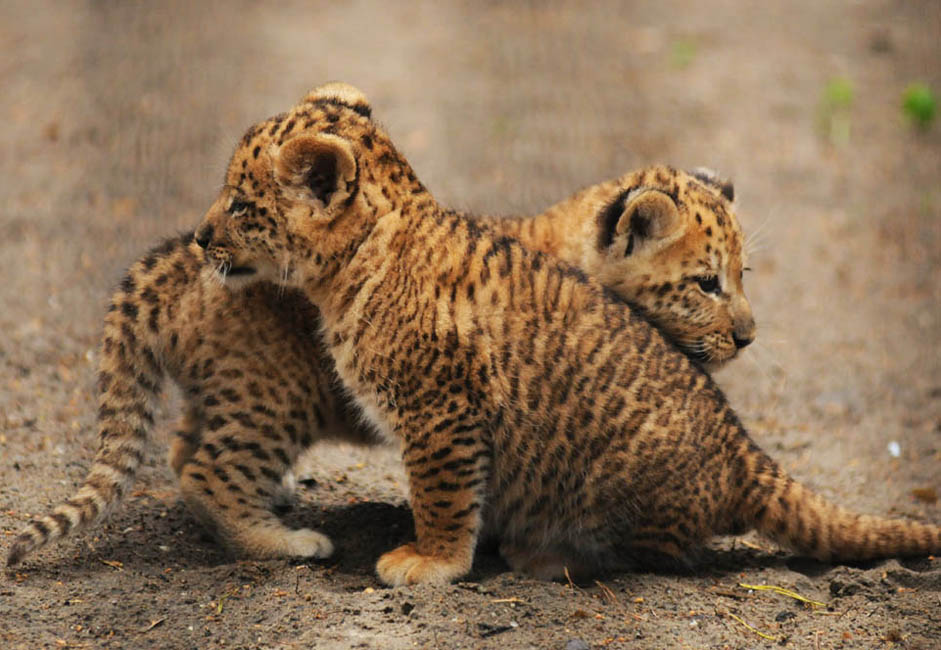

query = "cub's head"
[195,82,420,292]
[585,166,755,370]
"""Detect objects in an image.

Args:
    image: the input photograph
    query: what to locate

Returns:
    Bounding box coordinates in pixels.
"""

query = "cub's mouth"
[227,266,256,277]
[679,345,710,365]
[676,341,727,370]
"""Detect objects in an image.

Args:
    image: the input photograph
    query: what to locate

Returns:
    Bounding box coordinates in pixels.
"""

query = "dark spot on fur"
[121,301,138,319]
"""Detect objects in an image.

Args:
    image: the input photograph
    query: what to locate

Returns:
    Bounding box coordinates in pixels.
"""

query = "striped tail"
[6,262,172,567]
[745,453,941,561]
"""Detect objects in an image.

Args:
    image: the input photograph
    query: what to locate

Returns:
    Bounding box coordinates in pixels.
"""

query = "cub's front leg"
[376,426,492,586]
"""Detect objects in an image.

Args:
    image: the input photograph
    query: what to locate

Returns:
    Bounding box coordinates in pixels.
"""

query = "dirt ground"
[1,1,939,648]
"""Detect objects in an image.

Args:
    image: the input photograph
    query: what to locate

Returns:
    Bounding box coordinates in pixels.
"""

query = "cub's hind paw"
[500,543,593,581]
[376,543,469,586]
[284,529,335,559]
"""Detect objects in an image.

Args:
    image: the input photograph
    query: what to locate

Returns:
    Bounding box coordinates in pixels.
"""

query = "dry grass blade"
[721,610,777,641]
[739,582,826,608]
[563,566,578,591]
[99,559,123,571]
[216,593,232,614]
[594,580,619,605]
[141,618,166,633]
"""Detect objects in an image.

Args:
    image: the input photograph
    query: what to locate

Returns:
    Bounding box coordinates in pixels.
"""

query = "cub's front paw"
[376,543,470,586]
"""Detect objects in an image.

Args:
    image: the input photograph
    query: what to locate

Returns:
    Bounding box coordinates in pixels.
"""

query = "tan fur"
[191,83,938,585]
[5,91,752,566]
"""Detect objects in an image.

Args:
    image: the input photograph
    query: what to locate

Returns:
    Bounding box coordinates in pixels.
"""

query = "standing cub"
[193,83,939,585]
[7,93,753,566]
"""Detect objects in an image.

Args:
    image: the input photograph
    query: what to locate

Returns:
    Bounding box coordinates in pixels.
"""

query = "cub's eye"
[229,199,252,215]
[696,275,721,295]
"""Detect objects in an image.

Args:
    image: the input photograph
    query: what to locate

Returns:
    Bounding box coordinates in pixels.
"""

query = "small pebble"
[565,640,590,650]
[887,441,901,458]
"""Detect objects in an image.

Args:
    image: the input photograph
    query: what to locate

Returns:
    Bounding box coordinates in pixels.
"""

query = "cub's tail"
[6,234,198,567]
[743,449,941,561]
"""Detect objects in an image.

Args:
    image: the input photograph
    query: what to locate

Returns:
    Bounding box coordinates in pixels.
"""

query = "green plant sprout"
[670,38,697,69]
[902,83,936,129]
[819,77,854,146]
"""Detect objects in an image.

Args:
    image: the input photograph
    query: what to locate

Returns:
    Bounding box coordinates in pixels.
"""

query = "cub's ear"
[274,134,357,213]
[301,82,372,118]
[599,189,683,257]
[690,167,734,202]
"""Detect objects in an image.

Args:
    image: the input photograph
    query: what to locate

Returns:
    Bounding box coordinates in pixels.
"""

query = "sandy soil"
[1,1,939,648]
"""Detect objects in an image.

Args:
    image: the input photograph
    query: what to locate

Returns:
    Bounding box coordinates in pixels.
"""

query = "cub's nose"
[194,224,214,249]
[732,333,754,349]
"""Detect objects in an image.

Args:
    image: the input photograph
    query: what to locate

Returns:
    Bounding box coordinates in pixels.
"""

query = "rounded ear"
[274,134,357,212]
[690,167,734,202]
[616,189,681,239]
[600,189,682,257]
[301,82,372,118]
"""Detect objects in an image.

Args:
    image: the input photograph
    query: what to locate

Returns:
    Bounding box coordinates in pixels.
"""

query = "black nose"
[733,333,754,349]
[195,224,214,249]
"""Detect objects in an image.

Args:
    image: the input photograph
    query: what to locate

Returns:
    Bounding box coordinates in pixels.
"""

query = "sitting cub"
[7,89,753,567]
[189,83,939,584]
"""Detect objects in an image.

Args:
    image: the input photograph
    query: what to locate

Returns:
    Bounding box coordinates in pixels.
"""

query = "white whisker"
[278,262,289,298]
[747,340,788,383]
[745,242,769,257]
[210,259,229,287]
[744,211,772,246]
[741,346,773,384]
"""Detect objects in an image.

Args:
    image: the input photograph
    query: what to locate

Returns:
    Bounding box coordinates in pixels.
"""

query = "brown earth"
[1,1,939,648]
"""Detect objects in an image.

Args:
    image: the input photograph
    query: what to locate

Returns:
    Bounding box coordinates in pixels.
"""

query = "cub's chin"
[201,262,259,291]
[220,265,259,290]
[677,342,736,373]
[215,258,304,292]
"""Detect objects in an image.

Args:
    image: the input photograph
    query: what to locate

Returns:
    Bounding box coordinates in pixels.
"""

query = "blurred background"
[2,0,939,520]
[1,1,939,646]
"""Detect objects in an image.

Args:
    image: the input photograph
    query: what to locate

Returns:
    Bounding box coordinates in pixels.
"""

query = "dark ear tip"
[690,167,734,202]
[720,181,734,202]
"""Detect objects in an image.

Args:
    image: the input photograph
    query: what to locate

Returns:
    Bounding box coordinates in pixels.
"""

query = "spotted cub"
[191,83,937,585]
[8,84,754,567]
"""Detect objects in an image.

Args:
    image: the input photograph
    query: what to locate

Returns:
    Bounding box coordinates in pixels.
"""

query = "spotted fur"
[5,85,753,566]
[192,83,938,585]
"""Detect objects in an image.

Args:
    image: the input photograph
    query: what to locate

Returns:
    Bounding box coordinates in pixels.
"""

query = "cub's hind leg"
[168,404,203,478]
[177,403,333,559]
[167,404,309,512]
